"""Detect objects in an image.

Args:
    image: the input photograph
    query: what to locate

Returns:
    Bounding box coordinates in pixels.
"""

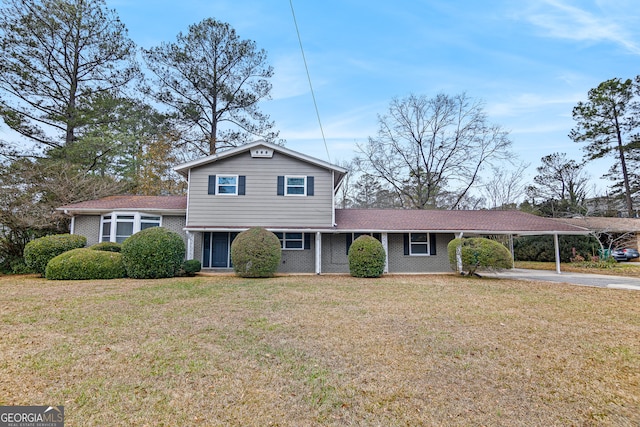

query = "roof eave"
[57,208,187,216]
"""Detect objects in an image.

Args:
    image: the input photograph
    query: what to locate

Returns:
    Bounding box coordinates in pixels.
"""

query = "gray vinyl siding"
[187,152,334,227]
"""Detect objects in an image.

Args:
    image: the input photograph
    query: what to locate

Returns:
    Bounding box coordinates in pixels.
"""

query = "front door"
[202,232,238,268]
[211,233,229,267]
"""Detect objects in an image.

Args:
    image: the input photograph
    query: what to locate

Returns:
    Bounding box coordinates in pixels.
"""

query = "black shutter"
[404,234,410,255]
[238,176,246,195]
[208,175,216,195]
[304,233,311,250]
[346,233,352,255]
[277,176,284,196]
[430,233,437,255]
[307,176,314,196]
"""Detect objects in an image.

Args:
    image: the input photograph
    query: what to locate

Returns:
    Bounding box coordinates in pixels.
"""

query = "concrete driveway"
[484,268,640,290]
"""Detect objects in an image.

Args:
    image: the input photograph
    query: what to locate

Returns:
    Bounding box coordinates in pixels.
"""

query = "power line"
[289,0,331,163]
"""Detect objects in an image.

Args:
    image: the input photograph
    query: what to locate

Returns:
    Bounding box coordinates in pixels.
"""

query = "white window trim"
[275,232,305,250]
[216,175,239,196]
[100,212,162,243]
[409,232,430,256]
[285,175,307,196]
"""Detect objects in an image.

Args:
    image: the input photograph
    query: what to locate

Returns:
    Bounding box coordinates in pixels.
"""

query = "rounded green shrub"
[45,248,126,280]
[231,227,281,278]
[121,227,185,279]
[447,237,513,276]
[90,241,122,252]
[24,234,87,276]
[348,235,386,278]
[181,259,202,277]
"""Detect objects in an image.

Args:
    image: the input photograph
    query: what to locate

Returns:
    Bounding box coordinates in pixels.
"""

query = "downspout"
[554,233,561,274]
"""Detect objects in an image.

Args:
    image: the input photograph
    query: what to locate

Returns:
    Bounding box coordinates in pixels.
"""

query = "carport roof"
[554,216,640,233]
[334,209,589,235]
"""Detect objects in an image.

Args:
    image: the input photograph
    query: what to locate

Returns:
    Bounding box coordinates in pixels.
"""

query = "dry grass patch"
[0,273,639,426]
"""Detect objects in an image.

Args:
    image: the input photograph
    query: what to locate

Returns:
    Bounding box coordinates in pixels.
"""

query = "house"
[58,140,589,274]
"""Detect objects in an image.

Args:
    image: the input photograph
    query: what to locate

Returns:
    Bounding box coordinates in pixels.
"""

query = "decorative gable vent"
[251,147,274,158]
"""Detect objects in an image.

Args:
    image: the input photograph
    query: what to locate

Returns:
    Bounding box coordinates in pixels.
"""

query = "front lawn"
[1,274,638,425]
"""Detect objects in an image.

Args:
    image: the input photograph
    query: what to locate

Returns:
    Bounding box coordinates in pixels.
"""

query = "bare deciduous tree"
[356,93,513,209]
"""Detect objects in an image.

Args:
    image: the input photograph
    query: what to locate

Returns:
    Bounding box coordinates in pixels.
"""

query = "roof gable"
[173,140,348,189]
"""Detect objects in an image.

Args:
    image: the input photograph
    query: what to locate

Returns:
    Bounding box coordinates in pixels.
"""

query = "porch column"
[186,230,194,260]
[554,233,561,274]
[315,232,322,275]
[381,233,389,273]
[456,232,464,273]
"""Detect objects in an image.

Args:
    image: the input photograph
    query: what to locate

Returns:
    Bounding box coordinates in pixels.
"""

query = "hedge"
[231,228,281,278]
[348,235,386,278]
[24,234,87,276]
[45,248,126,280]
[121,227,185,279]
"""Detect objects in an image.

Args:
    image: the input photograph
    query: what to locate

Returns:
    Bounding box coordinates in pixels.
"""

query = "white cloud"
[522,0,640,54]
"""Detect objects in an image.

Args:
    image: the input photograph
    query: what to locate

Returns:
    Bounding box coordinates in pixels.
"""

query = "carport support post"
[554,233,561,274]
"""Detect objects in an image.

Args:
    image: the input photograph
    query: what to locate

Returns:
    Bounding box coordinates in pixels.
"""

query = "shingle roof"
[58,195,187,213]
[57,196,589,235]
[554,217,640,233]
[334,209,589,234]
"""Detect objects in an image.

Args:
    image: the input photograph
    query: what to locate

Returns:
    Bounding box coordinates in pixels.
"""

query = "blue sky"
[94,1,640,192]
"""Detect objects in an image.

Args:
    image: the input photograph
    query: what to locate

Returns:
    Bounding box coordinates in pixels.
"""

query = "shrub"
[513,235,600,263]
[348,235,386,278]
[448,237,513,276]
[121,227,185,279]
[231,227,281,278]
[45,248,126,280]
[90,241,122,252]
[181,259,202,277]
[24,234,86,276]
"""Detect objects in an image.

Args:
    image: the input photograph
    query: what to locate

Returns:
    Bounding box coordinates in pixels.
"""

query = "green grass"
[0,273,639,426]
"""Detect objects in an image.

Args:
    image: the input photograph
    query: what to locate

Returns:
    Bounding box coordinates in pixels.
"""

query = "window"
[286,176,306,195]
[140,215,161,230]
[217,175,237,195]
[274,232,309,250]
[100,212,162,243]
[277,176,314,196]
[115,215,134,243]
[410,233,429,255]
[208,175,246,195]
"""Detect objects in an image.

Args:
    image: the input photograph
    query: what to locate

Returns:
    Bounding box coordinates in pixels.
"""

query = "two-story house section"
[58,140,589,274]
[173,140,347,273]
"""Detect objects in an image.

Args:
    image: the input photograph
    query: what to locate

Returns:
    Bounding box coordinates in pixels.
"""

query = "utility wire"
[289,0,331,162]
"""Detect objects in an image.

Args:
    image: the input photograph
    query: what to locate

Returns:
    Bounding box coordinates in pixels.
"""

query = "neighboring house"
[58,140,589,274]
